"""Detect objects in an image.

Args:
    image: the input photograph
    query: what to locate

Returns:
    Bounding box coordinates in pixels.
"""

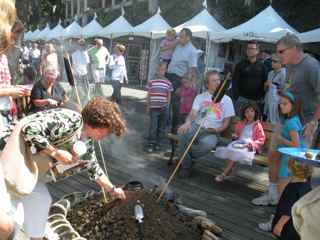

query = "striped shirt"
[147,78,173,109]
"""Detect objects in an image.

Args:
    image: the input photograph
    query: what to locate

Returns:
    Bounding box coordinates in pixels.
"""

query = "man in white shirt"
[177,70,235,177]
[167,28,198,133]
[88,39,110,96]
[30,43,41,74]
[71,39,90,101]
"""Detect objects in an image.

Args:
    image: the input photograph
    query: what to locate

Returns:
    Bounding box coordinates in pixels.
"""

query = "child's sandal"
[215,173,226,182]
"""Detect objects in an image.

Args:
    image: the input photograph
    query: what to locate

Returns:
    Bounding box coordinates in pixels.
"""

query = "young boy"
[146,62,173,152]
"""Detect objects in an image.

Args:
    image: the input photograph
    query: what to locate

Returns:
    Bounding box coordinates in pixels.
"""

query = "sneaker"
[215,173,226,182]
[178,168,192,178]
[258,215,274,232]
[146,144,154,153]
[252,193,278,206]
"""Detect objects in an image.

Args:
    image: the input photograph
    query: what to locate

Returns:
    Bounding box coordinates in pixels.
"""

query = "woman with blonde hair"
[0,1,29,239]
[109,43,127,104]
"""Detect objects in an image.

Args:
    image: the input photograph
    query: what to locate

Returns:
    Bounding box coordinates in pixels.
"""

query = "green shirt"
[88,46,110,69]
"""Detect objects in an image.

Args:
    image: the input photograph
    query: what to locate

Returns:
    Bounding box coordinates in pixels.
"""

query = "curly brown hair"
[82,97,127,137]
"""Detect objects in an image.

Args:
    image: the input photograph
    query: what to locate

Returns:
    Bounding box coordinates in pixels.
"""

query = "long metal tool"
[157,73,231,202]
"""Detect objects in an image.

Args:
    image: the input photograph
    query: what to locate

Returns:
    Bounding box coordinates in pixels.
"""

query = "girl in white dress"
[215,103,266,182]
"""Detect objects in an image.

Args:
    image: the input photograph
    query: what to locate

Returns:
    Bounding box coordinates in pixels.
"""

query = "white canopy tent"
[298,27,320,43]
[62,20,83,40]
[174,7,226,77]
[133,8,171,39]
[82,13,103,39]
[23,30,32,41]
[211,6,298,43]
[97,15,134,39]
[46,20,65,41]
[132,8,171,82]
[35,24,50,41]
[175,8,225,39]
[29,29,40,41]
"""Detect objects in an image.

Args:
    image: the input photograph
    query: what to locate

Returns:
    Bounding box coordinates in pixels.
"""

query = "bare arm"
[63,95,69,103]
[185,109,198,124]
[273,215,290,237]
[0,209,14,240]
[208,117,231,134]
[32,99,52,107]
[0,87,29,98]
[96,175,126,200]
[279,131,300,147]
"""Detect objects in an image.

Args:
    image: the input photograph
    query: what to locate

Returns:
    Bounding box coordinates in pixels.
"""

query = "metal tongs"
[134,200,144,240]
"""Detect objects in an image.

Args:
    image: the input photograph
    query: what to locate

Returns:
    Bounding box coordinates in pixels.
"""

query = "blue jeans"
[178,123,218,169]
[148,108,168,145]
[111,80,122,104]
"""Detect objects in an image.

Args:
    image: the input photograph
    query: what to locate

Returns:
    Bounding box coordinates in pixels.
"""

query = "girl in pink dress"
[176,76,197,125]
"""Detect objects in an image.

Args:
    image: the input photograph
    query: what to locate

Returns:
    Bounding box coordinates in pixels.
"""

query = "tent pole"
[202,32,210,92]
[109,34,113,52]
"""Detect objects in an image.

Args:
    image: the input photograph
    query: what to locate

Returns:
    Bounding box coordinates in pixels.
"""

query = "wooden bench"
[167,118,276,167]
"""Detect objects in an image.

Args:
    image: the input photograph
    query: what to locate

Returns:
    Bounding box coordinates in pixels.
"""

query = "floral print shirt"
[20,108,105,181]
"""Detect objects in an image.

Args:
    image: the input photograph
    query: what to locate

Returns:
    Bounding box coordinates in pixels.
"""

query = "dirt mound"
[67,191,201,240]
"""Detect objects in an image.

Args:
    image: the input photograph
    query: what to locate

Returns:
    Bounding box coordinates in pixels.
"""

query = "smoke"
[50,40,167,188]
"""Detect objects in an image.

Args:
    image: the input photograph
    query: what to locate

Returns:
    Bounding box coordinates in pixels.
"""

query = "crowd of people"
[1,0,320,239]
[145,28,320,240]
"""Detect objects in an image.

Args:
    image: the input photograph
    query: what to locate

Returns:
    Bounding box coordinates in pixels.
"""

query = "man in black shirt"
[232,41,268,114]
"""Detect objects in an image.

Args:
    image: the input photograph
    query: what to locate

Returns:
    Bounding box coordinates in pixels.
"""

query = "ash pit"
[66,191,201,240]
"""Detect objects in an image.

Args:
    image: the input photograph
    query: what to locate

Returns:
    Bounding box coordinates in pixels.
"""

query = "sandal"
[215,173,226,182]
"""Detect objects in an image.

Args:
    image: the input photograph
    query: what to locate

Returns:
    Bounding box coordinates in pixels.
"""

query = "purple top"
[160,37,178,60]
[178,86,197,114]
